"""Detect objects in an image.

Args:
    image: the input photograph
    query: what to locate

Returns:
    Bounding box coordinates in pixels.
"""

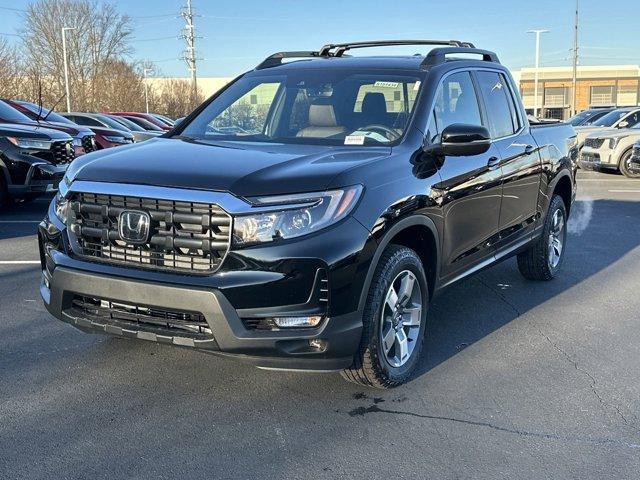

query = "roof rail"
[319,39,474,57]
[255,51,324,70]
[420,47,500,68]
[254,40,496,70]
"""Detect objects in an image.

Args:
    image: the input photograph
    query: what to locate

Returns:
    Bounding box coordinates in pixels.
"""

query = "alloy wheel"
[380,270,423,368]
[548,208,565,269]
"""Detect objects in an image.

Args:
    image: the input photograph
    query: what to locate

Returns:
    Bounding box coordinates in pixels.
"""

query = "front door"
[426,71,504,282]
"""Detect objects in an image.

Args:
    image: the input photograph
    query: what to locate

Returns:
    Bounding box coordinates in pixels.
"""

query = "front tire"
[341,245,429,389]
[517,194,568,280]
[619,149,640,178]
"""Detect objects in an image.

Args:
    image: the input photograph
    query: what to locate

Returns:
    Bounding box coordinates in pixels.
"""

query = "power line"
[0,6,25,12]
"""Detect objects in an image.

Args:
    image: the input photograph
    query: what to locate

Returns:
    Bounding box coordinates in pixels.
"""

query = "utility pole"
[180,0,198,102]
[61,27,76,113]
[143,68,154,114]
[527,29,549,118]
[571,0,580,116]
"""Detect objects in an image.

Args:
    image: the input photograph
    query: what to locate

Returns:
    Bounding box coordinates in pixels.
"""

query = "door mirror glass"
[618,120,629,129]
[440,124,491,156]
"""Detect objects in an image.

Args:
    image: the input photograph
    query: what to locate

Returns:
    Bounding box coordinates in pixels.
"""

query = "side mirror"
[618,121,629,129]
[174,117,184,127]
[440,124,491,156]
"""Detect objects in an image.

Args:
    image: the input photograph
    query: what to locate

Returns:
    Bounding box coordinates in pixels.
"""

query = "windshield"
[180,69,423,146]
[568,110,605,126]
[18,101,75,124]
[591,110,631,127]
[95,114,130,131]
[108,115,144,132]
[0,100,32,123]
[126,116,164,131]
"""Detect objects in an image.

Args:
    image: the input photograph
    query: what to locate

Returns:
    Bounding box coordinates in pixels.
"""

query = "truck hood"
[0,122,72,141]
[69,137,391,196]
[575,126,612,143]
[586,128,640,140]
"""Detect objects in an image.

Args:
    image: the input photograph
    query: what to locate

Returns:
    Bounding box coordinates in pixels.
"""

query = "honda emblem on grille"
[118,210,150,244]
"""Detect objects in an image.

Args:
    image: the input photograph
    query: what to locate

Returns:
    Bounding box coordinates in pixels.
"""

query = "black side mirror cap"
[439,124,492,157]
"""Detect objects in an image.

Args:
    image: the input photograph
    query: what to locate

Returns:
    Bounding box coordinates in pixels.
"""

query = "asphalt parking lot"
[1,170,639,479]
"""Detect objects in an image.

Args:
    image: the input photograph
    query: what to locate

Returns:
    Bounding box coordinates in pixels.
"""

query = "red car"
[109,112,172,131]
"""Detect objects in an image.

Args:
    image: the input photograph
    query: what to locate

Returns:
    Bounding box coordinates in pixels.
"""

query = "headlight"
[609,138,620,149]
[72,138,82,146]
[233,185,363,247]
[53,192,69,224]
[103,135,127,143]
[7,137,52,150]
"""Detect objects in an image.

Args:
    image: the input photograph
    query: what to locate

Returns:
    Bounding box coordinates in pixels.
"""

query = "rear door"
[474,70,542,253]
[428,71,504,282]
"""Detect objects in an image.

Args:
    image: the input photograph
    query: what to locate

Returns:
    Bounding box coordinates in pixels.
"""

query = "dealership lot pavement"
[1,170,639,479]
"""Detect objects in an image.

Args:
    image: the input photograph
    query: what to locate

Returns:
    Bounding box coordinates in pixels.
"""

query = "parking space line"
[608,189,640,193]
[0,260,40,265]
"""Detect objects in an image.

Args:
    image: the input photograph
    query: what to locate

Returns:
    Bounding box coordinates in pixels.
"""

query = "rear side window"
[431,72,483,139]
[476,71,518,138]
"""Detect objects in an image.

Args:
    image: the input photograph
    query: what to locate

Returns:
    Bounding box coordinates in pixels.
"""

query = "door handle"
[487,156,500,169]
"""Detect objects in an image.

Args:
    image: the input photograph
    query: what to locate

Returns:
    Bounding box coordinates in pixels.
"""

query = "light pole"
[527,29,549,118]
[61,27,76,113]
[143,68,154,114]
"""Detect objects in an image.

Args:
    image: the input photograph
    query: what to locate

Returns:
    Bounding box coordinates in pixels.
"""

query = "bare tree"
[0,38,22,99]
[149,78,204,118]
[20,0,133,110]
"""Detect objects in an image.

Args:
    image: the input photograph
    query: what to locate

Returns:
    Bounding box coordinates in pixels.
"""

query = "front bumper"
[38,200,372,371]
[40,265,361,370]
[579,146,616,171]
[7,162,68,197]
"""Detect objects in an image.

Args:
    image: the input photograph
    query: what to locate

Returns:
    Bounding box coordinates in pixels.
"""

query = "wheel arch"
[358,215,440,312]
[550,171,573,215]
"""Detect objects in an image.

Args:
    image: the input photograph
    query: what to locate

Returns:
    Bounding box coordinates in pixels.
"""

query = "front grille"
[68,192,232,273]
[584,138,605,149]
[70,295,212,338]
[82,135,96,152]
[51,140,75,164]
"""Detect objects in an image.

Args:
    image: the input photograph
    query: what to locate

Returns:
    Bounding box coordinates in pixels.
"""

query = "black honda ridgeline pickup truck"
[40,41,577,388]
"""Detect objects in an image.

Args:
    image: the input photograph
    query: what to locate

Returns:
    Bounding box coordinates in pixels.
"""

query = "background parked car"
[149,113,174,127]
[111,114,165,132]
[57,112,137,148]
[9,101,134,150]
[580,125,640,178]
[574,107,640,147]
[567,107,616,127]
[104,115,164,141]
[0,122,73,207]
[0,99,96,155]
[109,112,171,130]
[61,112,159,143]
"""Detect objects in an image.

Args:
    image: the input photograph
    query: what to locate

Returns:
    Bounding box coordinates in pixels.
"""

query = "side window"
[624,111,640,127]
[476,71,517,138]
[431,72,482,141]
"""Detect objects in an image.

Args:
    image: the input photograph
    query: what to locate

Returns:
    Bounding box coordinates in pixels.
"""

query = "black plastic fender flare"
[357,215,440,313]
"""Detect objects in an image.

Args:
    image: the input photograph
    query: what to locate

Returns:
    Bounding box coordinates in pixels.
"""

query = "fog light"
[273,316,322,328]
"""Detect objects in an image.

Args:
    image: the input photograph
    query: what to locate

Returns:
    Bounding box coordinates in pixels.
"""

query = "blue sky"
[1,0,638,77]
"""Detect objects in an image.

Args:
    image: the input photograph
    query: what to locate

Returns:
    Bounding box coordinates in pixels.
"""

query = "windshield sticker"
[373,81,399,88]
[344,135,366,145]
[413,81,421,91]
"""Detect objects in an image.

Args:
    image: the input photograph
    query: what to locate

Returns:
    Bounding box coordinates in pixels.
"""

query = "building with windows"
[516,65,640,120]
